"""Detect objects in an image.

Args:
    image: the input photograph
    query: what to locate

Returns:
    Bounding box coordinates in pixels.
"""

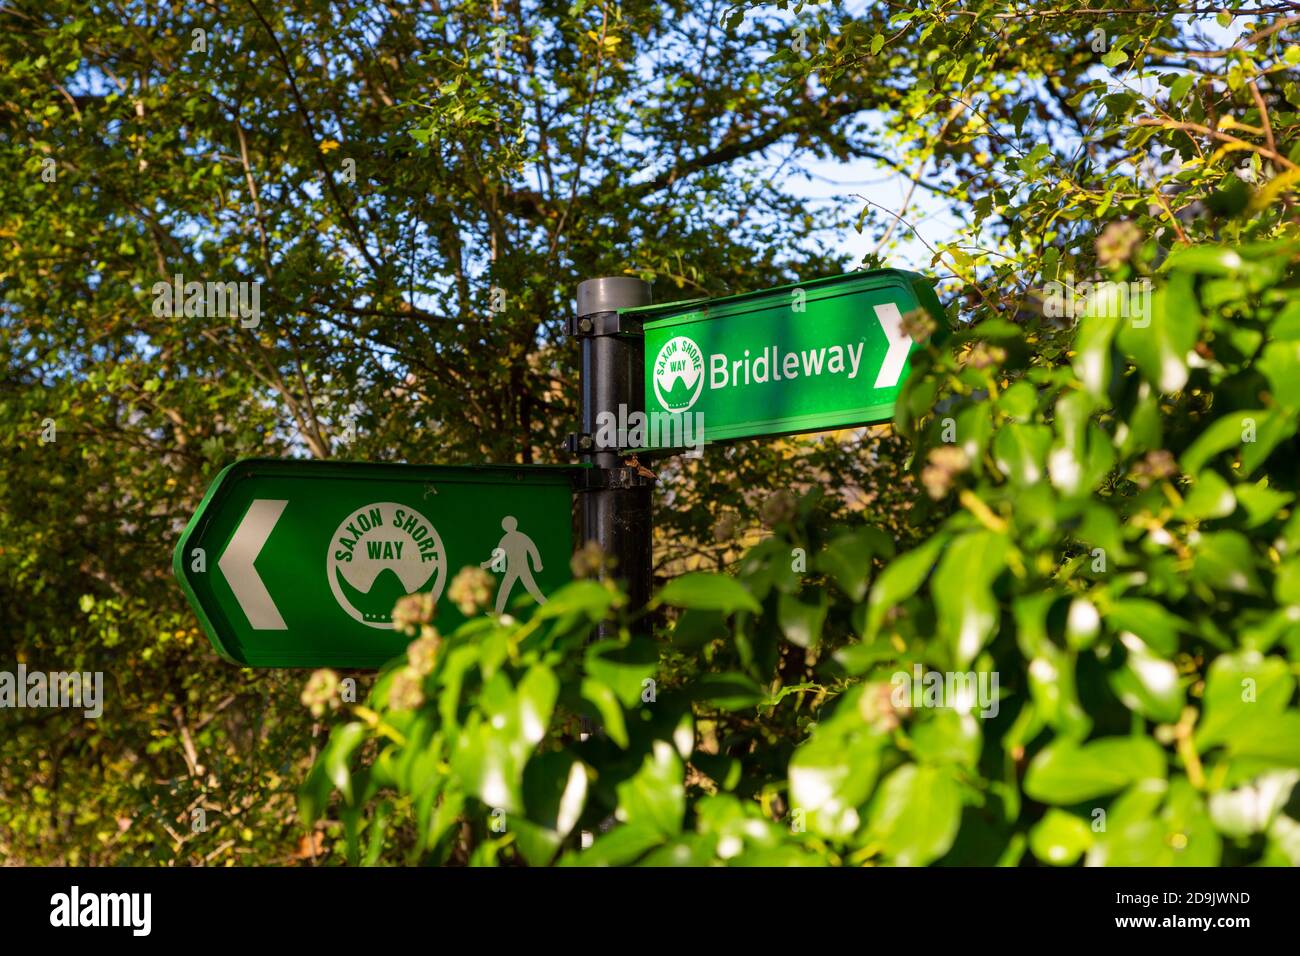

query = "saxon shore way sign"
[633,269,944,446]
[173,459,577,667]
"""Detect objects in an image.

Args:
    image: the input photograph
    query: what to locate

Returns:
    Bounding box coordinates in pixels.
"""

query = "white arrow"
[218,499,288,630]
[872,302,913,389]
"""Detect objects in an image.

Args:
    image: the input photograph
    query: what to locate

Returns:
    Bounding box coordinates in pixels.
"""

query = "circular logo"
[652,335,705,412]
[327,502,445,629]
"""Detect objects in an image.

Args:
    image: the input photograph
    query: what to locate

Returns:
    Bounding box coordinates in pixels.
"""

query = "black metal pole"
[571,277,653,635]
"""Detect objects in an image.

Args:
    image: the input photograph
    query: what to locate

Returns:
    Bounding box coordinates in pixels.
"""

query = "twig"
[1247,78,1277,154]
[1134,117,1298,170]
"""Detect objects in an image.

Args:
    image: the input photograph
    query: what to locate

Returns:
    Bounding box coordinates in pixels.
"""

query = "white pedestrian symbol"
[481,515,547,614]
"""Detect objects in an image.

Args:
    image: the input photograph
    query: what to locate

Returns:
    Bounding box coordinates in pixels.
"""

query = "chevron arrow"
[871,302,913,390]
[217,498,288,630]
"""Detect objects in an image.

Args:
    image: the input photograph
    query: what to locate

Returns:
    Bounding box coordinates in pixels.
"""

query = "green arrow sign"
[173,459,577,668]
[633,269,944,446]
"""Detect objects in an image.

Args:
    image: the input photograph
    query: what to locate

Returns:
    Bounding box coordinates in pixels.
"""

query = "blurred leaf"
[777,591,828,648]
[1117,272,1198,393]
[657,572,761,614]
[865,535,947,639]
[1029,809,1092,866]
[616,741,685,838]
[1025,737,1166,804]
[1109,633,1184,723]
[933,530,1009,667]
[868,764,962,866]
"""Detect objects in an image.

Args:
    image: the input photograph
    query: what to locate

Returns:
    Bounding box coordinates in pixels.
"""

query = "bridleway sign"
[633,269,944,446]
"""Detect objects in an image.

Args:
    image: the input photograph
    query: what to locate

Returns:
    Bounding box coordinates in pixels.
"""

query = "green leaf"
[1029,809,1093,865]
[868,764,962,866]
[533,579,620,623]
[1208,771,1299,838]
[1072,310,1121,399]
[993,423,1052,485]
[1028,643,1092,739]
[615,740,685,838]
[865,535,947,639]
[1196,651,1295,751]
[777,591,828,648]
[580,678,629,748]
[1181,413,1253,474]
[584,639,658,708]
[1241,411,1297,475]
[1182,409,1294,477]
[516,665,559,747]
[735,538,801,600]
[998,380,1039,421]
[933,530,1009,667]
[567,824,662,866]
[688,672,767,711]
[814,529,890,602]
[910,709,981,768]
[1218,713,1300,767]
[1116,271,1198,394]
[1168,73,1196,103]
[1105,599,1186,657]
[638,834,716,866]
[1180,469,1236,520]
[1109,633,1184,723]
[1190,531,1263,595]
[451,707,526,813]
[1024,737,1166,804]
[1277,558,1300,604]
[324,722,369,805]
[788,718,883,840]
[1236,482,1293,528]
[514,752,589,866]
[1088,778,1220,866]
[657,572,761,614]
[1258,340,1300,410]
[671,608,728,649]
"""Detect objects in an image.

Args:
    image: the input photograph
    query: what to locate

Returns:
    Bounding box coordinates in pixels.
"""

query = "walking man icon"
[481,515,547,615]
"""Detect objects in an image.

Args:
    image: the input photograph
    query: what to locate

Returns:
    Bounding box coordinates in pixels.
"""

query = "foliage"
[304,232,1300,866]
[299,1,1300,865]
[4,0,1300,865]
[0,0,859,864]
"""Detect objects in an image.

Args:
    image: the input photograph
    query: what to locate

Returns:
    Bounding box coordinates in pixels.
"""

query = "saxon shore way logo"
[327,502,445,628]
[653,335,705,412]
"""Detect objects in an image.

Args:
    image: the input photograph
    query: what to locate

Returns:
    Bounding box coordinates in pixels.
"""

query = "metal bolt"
[578,317,594,334]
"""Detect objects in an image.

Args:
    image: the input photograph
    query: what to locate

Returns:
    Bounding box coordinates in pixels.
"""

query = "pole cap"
[577,276,652,316]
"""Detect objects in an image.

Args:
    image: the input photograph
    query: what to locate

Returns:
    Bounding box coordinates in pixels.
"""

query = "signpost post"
[632,269,943,446]
[569,276,656,634]
[173,459,578,667]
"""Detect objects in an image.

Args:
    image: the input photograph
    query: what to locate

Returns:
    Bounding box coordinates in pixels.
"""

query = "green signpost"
[173,459,577,667]
[174,269,943,669]
[633,269,944,446]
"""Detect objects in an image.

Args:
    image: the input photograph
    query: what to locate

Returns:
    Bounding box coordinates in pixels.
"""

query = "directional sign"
[173,459,578,668]
[633,269,944,446]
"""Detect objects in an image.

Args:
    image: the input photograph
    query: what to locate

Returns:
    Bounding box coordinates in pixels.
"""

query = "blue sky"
[763,10,1246,274]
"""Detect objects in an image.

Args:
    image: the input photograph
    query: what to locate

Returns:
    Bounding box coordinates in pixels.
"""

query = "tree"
[1,0,891,864]
[299,2,1300,865]
[4,0,1298,865]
